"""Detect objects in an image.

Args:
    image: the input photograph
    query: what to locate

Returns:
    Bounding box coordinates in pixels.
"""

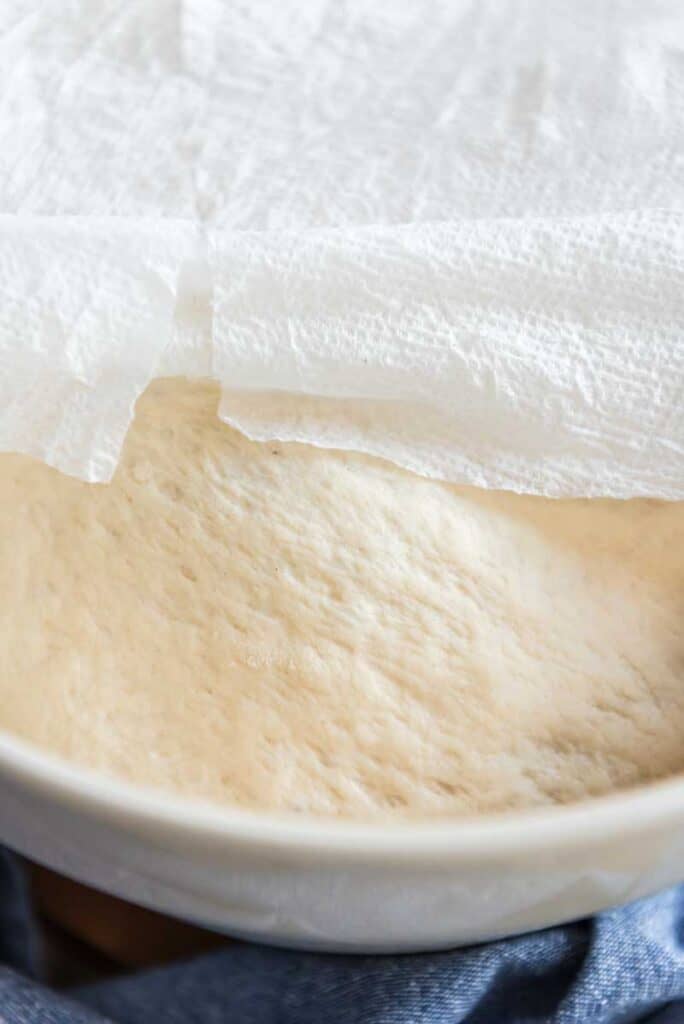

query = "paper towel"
[0,0,682,495]
[0,217,198,480]
[213,212,684,498]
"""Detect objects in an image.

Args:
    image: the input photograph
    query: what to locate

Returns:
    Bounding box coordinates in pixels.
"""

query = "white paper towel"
[0,216,198,480]
[213,212,684,498]
[0,0,683,495]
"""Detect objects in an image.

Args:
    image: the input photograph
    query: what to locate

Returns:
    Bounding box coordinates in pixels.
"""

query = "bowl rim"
[2,727,684,863]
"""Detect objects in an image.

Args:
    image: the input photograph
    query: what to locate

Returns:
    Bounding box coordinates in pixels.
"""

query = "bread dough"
[0,378,683,819]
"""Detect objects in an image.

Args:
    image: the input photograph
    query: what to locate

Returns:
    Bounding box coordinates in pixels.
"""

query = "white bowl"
[1,728,683,953]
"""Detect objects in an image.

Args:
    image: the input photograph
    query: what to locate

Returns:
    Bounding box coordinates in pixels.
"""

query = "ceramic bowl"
[1,728,683,953]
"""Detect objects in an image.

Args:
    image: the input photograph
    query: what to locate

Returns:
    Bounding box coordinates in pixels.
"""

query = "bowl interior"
[2,726,684,862]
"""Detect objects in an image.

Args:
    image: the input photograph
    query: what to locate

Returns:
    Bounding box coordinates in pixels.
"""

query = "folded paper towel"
[0,0,682,495]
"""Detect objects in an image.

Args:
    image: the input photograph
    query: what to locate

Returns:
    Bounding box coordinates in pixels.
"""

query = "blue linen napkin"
[1,848,684,1023]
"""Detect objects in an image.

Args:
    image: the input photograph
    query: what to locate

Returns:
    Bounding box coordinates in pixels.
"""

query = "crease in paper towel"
[1,209,682,499]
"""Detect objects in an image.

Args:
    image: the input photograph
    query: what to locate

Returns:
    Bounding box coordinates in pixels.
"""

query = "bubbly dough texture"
[1,379,683,819]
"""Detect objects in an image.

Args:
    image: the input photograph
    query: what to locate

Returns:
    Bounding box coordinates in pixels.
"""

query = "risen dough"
[0,379,683,819]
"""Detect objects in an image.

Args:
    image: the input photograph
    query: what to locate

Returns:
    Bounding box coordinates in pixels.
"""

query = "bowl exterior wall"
[2,760,683,952]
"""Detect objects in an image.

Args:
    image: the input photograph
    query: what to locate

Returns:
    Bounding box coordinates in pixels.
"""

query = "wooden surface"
[29,863,224,973]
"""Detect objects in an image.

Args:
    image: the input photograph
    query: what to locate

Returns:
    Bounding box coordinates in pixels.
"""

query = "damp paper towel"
[0,0,682,496]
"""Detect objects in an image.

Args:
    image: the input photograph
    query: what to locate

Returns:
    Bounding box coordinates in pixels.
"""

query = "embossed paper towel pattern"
[0,0,682,494]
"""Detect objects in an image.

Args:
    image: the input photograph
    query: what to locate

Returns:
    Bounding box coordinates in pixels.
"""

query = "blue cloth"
[2,850,684,1023]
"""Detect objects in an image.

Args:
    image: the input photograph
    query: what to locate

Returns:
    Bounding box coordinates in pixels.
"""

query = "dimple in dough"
[0,379,683,819]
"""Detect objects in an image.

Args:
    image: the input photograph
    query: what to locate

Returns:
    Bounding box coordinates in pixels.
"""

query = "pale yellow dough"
[0,379,683,819]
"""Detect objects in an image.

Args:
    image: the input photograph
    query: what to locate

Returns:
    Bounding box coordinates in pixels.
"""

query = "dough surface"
[0,379,683,819]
